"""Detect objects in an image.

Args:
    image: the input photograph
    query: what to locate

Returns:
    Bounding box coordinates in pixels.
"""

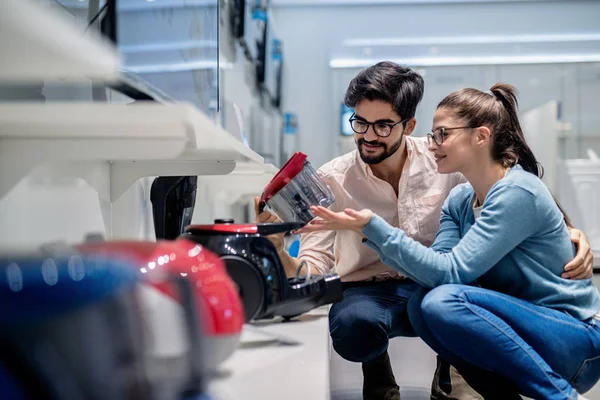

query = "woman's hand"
[562,228,594,280]
[294,206,374,234]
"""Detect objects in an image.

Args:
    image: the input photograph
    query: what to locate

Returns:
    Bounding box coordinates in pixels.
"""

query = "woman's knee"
[421,284,466,323]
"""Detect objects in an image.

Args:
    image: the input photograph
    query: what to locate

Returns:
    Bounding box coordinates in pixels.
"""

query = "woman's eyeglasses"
[349,113,407,138]
[427,126,472,146]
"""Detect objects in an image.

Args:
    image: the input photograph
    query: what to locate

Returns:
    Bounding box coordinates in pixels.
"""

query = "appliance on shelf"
[259,152,336,224]
[263,10,283,107]
[273,38,284,108]
[229,0,246,39]
[0,249,209,400]
[181,219,343,322]
[150,176,198,240]
[76,239,244,373]
[241,0,268,64]
[255,10,268,86]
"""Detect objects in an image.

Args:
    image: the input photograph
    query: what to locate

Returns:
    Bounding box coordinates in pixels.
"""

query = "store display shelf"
[198,163,278,204]
[0,102,263,201]
[0,0,121,83]
[182,106,264,165]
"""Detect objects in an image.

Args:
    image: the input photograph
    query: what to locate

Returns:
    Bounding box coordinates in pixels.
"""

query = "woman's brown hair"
[437,83,572,227]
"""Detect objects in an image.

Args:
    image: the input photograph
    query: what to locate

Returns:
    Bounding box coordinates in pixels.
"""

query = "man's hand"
[254,197,285,254]
[562,228,594,280]
[254,197,305,277]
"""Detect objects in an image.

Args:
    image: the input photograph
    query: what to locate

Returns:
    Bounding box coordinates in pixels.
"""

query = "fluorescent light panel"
[343,33,600,47]
[330,54,600,68]
[124,60,232,74]
[120,40,218,53]
[273,0,555,6]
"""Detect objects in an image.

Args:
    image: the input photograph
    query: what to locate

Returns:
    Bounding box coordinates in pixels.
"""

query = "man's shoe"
[362,351,401,400]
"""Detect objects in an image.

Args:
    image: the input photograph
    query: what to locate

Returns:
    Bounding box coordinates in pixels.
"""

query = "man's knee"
[329,303,389,362]
[407,286,431,333]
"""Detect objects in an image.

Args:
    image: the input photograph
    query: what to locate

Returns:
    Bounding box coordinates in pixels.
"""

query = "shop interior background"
[2,0,600,399]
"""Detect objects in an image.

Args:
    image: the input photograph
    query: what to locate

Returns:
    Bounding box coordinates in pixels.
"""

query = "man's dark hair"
[344,61,425,121]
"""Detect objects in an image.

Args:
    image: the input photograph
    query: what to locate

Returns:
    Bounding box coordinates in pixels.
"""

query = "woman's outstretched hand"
[294,206,374,234]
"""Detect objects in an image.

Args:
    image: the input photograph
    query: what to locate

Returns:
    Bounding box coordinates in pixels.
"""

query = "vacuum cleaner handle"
[256,222,305,236]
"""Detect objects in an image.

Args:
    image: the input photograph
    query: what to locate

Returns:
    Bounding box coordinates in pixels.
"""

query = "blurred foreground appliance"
[181,220,343,322]
[0,250,209,400]
[77,239,244,373]
[151,176,198,240]
[259,152,335,224]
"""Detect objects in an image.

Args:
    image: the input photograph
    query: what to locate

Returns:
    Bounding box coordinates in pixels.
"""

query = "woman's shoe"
[431,357,483,400]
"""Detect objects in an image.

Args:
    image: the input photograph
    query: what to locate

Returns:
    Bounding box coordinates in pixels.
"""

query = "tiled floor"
[328,274,600,400]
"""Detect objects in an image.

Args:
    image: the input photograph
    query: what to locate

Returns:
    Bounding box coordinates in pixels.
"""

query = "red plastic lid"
[260,152,307,204]
[185,224,259,234]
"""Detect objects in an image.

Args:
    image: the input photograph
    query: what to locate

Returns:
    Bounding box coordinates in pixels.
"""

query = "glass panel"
[46,0,219,118]
[117,0,219,118]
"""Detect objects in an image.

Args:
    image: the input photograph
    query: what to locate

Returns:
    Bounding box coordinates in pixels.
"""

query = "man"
[255,61,594,400]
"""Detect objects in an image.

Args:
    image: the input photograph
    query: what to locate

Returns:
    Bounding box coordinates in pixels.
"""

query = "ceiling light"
[330,54,600,68]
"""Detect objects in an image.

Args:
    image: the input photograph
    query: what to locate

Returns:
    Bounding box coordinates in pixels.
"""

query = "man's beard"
[356,135,404,164]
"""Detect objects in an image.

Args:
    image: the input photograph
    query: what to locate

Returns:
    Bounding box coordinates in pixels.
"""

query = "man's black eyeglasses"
[349,113,407,138]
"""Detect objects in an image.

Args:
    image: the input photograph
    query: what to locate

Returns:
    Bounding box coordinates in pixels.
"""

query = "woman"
[297,83,600,400]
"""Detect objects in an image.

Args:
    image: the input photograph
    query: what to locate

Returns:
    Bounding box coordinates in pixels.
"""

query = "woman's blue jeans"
[408,284,600,400]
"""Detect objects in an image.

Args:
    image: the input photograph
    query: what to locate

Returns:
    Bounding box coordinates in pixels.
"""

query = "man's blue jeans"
[328,279,421,363]
[408,284,600,400]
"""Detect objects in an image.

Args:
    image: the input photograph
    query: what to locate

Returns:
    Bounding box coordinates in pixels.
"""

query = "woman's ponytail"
[488,84,542,178]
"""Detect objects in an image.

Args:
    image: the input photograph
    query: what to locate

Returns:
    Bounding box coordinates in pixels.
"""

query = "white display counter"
[0,102,265,202]
[208,306,331,400]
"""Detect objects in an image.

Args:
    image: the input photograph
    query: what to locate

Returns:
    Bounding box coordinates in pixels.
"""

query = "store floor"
[329,274,600,400]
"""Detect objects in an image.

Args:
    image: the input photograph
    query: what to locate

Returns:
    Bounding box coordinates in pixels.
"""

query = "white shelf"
[182,106,264,165]
[0,0,121,83]
[0,102,264,201]
[111,105,265,201]
[198,163,278,204]
[208,307,330,400]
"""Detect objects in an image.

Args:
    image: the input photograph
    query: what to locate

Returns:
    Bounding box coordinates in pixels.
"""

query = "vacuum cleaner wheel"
[221,256,265,322]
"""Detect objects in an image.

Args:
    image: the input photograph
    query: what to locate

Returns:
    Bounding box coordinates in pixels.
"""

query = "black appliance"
[255,15,268,85]
[181,220,343,322]
[274,53,283,108]
[150,176,198,240]
[229,0,246,39]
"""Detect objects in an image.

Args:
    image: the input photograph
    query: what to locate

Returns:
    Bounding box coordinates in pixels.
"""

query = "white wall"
[272,0,600,168]
[331,62,600,160]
